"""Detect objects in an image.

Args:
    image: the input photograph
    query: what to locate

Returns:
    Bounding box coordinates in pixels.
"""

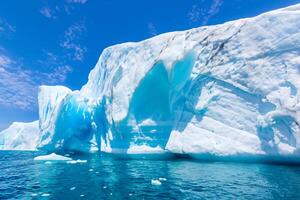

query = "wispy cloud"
[188,5,202,23]
[203,0,223,24]
[0,17,16,34]
[66,0,88,4]
[40,1,87,18]
[60,21,87,61]
[188,0,223,25]
[148,22,157,36]
[0,49,72,110]
[40,6,59,19]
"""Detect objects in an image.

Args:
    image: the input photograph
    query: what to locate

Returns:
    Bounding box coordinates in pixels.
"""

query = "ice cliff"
[2,4,300,160]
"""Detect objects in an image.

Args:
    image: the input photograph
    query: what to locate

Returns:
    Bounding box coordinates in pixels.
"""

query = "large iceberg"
[2,4,300,160]
[0,121,39,151]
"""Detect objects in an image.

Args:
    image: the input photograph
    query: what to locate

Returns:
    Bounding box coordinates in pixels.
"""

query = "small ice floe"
[129,193,133,196]
[103,186,107,189]
[96,171,99,174]
[66,160,77,164]
[158,177,167,182]
[70,187,76,191]
[76,159,87,163]
[31,193,38,197]
[41,193,50,197]
[66,159,87,164]
[89,168,94,172]
[34,153,72,161]
[151,179,162,186]
[44,161,52,164]
[80,194,85,197]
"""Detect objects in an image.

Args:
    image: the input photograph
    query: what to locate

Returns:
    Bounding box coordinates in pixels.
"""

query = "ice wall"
[6,4,298,159]
[37,86,98,153]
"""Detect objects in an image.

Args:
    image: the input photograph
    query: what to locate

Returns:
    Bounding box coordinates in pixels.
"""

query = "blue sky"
[0,0,300,130]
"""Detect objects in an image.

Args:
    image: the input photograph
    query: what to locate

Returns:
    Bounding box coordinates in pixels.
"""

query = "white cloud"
[203,0,223,24]
[40,6,60,19]
[60,21,87,61]
[0,17,16,34]
[188,5,202,23]
[67,0,88,4]
[0,50,72,110]
[148,22,157,36]
[40,7,56,19]
[188,0,223,25]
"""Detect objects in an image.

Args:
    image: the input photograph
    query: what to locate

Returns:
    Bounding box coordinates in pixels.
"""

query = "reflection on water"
[0,151,300,199]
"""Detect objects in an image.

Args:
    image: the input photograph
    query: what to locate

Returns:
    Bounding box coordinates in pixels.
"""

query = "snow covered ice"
[0,121,39,151]
[2,4,300,161]
[34,153,72,161]
[151,179,162,186]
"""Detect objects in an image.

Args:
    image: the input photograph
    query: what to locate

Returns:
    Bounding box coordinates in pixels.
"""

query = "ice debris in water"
[70,187,76,191]
[158,177,167,181]
[66,159,87,164]
[151,179,162,186]
[41,193,50,197]
[34,153,72,161]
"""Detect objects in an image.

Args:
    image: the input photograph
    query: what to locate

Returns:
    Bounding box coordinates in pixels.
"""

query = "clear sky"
[0,0,300,130]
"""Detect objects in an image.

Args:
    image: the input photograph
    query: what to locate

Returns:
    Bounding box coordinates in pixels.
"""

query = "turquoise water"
[1,151,300,199]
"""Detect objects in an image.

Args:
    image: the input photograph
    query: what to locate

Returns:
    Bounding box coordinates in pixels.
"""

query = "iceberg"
[2,4,300,161]
[0,121,39,151]
[80,4,300,158]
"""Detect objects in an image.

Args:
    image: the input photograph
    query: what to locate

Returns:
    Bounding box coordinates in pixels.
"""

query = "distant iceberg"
[0,121,39,151]
[2,4,300,161]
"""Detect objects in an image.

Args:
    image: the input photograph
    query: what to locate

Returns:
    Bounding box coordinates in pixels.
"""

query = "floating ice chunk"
[89,169,94,172]
[66,160,77,164]
[34,153,72,161]
[70,187,76,191]
[158,178,167,181]
[66,159,87,164]
[44,161,52,164]
[76,159,87,163]
[126,145,166,154]
[41,193,50,197]
[80,194,85,197]
[151,179,162,186]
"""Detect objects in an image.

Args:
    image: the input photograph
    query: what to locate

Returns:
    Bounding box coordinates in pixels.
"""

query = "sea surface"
[0,151,300,200]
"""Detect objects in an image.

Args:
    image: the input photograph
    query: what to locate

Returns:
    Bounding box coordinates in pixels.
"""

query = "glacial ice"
[151,179,162,186]
[2,4,300,161]
[80,4,300,158]
[34,153,72,161]
[0,121,39,151]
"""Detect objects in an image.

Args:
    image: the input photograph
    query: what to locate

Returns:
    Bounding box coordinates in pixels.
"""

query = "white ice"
[34,153,72,161]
